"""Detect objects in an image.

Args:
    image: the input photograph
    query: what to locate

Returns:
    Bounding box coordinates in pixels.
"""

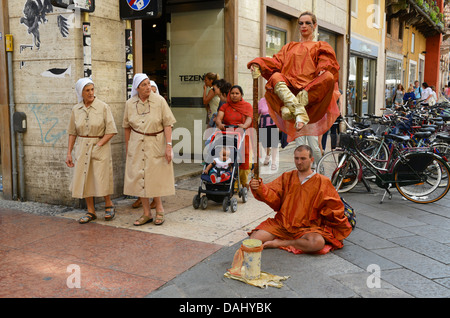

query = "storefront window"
[419,58,424,84]
[266,26,286,57]
[349,55,376,115]
[318,28,337,53]
[385,58,402,105]
[348,56,357,115]
[169,9,224,107]
[409,61,417,87]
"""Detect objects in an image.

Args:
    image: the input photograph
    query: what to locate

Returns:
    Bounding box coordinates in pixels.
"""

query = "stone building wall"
[9,0,126,205]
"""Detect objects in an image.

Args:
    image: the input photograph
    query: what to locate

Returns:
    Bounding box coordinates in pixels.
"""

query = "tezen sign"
[120,0,163,20]
[50,0,95,12]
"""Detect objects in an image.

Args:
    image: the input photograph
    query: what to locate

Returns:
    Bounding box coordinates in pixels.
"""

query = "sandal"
[105,206,116,221]
[131,198,142,208]
[154,211,165,226]
[263,157,270,165]
[134,215,153,226]
[78,212,97,224]
[271,163,277,170]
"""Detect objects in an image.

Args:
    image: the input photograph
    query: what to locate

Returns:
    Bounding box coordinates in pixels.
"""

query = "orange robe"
[248,41,341,141]
[250,171,352,253]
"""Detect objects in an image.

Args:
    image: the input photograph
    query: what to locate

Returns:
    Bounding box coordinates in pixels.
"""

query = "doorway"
[348,55,377,115]
[142,16,169,100]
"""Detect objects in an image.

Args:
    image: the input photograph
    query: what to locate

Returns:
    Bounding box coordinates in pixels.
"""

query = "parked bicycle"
[317,119,450,204]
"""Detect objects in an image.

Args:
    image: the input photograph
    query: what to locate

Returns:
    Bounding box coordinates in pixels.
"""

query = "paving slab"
[380,269,450,298]
[2,143,450,299]
[373,247,450,280]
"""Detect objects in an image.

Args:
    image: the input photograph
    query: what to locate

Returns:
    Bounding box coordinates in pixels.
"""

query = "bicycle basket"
[339,133,357,149]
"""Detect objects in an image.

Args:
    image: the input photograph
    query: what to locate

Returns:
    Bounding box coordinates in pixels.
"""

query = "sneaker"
[220,172,231,182]
[210,173,217,184]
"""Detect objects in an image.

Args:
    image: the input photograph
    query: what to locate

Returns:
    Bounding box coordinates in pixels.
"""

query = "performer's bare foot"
[263,238,287,249]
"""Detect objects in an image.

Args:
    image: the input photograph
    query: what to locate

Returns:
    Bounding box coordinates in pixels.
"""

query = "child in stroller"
[193,128,248,212]
[203,146,232,184]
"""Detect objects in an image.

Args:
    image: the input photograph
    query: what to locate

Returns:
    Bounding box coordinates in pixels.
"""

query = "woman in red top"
[216,85,253,188]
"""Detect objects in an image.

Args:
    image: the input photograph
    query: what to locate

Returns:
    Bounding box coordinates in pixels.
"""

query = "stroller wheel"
[222,196,230,212]
[230,198,238,213]
[193,194,200,209]
[201,196,208,210]
[240,187,248,203]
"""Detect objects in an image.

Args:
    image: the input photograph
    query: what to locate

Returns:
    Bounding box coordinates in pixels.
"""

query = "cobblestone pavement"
[1,144,449,300]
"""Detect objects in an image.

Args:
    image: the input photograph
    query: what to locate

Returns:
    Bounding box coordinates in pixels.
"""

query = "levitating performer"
[248,11,341,141]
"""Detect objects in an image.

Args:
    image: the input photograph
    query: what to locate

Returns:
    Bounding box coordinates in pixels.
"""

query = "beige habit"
[123,93,176,198]
[68,98,118,198]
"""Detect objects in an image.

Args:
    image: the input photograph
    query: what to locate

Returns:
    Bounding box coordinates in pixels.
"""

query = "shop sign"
[179,75,205,82]
[120,0,162,20]
[50,0,95,12]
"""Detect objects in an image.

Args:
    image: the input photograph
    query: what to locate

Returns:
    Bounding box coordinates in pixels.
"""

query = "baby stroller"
[192,127,248,212]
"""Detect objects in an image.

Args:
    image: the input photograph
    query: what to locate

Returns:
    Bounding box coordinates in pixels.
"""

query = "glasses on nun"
[135,100,151,115]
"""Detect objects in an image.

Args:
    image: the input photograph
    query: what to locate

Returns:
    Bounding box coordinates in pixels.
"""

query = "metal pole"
[17,131,25,201]
[252,78,260,180]
[6,34,17,200]
[83,12,92,78]
[346,0,352,116]
[125,20,133,99]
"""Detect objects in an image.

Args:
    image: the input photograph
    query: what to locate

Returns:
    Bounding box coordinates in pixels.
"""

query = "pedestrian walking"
[65,78,118,224]
[123,73,176,226]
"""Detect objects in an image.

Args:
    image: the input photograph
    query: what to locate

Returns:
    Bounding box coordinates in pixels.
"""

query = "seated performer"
[248,11,340,141]
[248,145,352,254]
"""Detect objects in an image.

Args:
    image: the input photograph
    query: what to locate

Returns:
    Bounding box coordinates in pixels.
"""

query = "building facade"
[0,0,446,205]
[385,0,446,103]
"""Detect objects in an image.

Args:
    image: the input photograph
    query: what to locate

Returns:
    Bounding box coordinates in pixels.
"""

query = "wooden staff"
[252,77,260,180]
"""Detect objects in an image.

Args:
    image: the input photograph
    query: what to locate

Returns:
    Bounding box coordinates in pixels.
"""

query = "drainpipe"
[125,20,133,99]
[346,0,352,116]
[5,34,17,200]
[83,12,92,78]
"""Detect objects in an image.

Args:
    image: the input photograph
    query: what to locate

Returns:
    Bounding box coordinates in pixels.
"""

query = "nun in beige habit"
[123,73,176,226]
[66,78,118,224]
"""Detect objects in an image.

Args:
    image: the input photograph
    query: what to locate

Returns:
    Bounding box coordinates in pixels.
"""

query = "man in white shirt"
[420,82,433,105]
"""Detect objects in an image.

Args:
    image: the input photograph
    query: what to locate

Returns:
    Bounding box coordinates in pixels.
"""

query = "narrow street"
[1,144,449,299]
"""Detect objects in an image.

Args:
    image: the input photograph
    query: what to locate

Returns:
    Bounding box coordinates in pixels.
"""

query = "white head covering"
[150,80,160,95]
[131,73,149,97]
[75,78,94,103]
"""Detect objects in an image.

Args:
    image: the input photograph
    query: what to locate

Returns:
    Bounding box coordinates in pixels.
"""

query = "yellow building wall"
[402,26,427,85]
[351,0,385,42]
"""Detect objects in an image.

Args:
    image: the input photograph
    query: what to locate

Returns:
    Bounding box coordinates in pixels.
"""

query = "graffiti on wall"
[20,0,71,49]
[20,0,53,49]
[27,98,67,147]
[41,65,72,78]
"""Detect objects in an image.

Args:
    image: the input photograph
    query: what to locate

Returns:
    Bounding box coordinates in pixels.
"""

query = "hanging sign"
[50,0,95,12]
[120,0,162,20]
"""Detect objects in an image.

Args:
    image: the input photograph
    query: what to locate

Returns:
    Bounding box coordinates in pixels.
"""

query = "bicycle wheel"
[394,152,450,204]
[433,142,450,159]
[357,137,389,169]
[432,143,449,187]
[317,150,360,193]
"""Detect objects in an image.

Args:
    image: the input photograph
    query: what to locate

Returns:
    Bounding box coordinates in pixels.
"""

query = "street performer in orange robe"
[248,11,340,141]
[248,145,352,254]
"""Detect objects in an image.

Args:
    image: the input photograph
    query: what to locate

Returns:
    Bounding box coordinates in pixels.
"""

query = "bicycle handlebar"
[342,117,374,133]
